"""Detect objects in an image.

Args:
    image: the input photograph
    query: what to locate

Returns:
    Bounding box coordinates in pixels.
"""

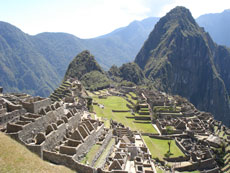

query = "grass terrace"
[142,136,184,161]
[126,92,138,104]
[93,96,158,134]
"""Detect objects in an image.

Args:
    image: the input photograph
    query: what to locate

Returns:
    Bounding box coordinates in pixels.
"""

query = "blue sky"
[0,0,229,38]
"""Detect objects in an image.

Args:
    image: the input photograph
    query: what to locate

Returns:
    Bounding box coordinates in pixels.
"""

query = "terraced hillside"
[50,80,72,102]
[89,89,158,134]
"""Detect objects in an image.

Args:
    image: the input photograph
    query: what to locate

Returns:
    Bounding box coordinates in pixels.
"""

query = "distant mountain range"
[0,9,230,97]
[0,17,158,96]
[197,9,230,47]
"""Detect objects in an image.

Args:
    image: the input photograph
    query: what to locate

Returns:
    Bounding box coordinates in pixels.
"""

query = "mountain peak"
[64,50,103,81]
[64,50,110,90]
[162,6,197,32]
[134,6,199,69]
[134,6,230,124]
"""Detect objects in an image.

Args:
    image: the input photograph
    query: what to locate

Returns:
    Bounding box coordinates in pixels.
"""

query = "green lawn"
[81,144,101,165]
[142,136,184,160]
[93,96,157,133]
[156,167,164,173]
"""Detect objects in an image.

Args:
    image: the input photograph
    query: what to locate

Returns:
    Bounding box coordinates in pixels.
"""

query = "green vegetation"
[119,62,146,85]
[0,132,74,173]
[108,62,147,86]
[156,167,164,173]
[64,50,110,91]
[93,96,157,133]
[81,71,110,91]
[143,136,184,160]
[94,138,115,168]
[81,144,101,165]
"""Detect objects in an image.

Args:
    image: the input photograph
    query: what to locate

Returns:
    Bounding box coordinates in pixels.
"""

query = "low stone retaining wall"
[149,135,173,140]
[139,112,150,115]
[125,116,135,119]
[164,155,190,162]
[175,158,217,172]
[141,133,159,136]
[43,150,96,173]
[134,116,151,120]
[124,98,135,106]
[203,167,220,173]
[126,104,132,109]
[112,110,130,112]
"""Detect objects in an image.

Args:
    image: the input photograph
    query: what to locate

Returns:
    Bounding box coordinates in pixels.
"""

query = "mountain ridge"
[135,6,230,125]
[0,18,158,96]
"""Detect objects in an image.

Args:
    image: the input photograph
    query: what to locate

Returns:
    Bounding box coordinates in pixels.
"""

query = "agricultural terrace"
[92,95,158,134]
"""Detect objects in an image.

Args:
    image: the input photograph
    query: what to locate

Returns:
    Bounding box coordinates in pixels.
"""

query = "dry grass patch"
[0,132,74,173]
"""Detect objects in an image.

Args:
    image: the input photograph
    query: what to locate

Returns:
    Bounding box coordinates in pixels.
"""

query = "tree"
[168,141,171,153]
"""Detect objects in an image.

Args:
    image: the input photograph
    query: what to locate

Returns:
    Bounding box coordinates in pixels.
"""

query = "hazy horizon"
[0,0,230,39]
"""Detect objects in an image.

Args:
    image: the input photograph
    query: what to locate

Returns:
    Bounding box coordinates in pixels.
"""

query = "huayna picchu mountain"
[64,50,110,90]
[135,6,230,125]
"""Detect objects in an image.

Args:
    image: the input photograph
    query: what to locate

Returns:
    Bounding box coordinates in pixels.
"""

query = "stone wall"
[149,135,172,140]
[74,123,105,161]
[175,158,217,172]
[25,143,43,158]
[67,112,81,130]
[43,123,67,151]
[134,116,151,120]
[164,156,190,162]
[112,110,130,112]
[0,109,26,125]
[22,98,51,113]
[91,129,113,166]
[175,138,189,155]
[18,109,63,142]
[43,150,96,173]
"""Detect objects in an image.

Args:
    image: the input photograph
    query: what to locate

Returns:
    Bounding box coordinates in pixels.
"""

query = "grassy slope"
[93,96,157,133]
[142,136,184,160]
[0,132,74,173]
[81,144,101,165]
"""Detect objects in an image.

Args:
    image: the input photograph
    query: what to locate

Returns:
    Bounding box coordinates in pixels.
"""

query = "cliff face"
[135,6,230,124]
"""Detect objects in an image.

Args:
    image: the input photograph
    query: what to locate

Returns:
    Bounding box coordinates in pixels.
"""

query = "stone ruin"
[102,120,155,173]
